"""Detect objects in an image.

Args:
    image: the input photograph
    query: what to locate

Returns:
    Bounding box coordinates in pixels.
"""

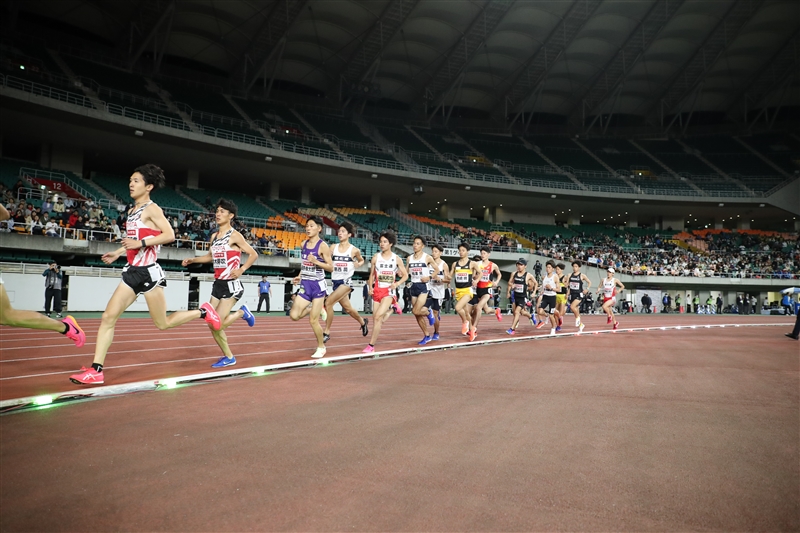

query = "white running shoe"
[550,328,556,335]
[579,322,585,333]
[575,318,580,328]
[319,308,327,322]
[311,347,327,359]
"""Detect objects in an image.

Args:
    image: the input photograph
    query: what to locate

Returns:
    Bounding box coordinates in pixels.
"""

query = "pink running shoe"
[613,321,619,330]
[607,315,612,324]
[495,308,502,321]
[62,315,86,347]
[70,367,104,385]
[393,303,402,314]
[461,322,469,335]
[362,345,375,354]
[200,302,221,330]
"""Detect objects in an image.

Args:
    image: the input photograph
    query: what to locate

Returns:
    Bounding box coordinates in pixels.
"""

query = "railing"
[191,109,253,131]
[19,167,106,203]
[105,103,191,131]
[4,75,96,108]
[495,160,560,175]
[196,124,269,148]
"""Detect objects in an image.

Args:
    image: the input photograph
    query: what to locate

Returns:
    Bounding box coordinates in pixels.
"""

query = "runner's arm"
[352,247,365,268]
[582,274,592,291]
[393,260,409,289]
[314,241,334,272]
[231,231,258,274]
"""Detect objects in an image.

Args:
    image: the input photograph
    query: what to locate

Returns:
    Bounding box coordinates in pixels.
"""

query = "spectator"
[42,197,53,213]
[742,293,750,315]
[45,217,59,237]
[675,293,681,313]
[641,293,652,313]
[716,294,723,315]
[30,214,43,235]
[257,276,271,313]
[42,262,63,318]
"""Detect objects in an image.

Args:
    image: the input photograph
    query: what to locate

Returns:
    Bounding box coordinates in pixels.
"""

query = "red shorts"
[373,286,394,303]
[603,296,616,305]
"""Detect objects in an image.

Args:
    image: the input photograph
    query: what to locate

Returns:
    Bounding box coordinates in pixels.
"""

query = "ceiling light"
[718,203,724,207]
[371,173,378,178]
[551,194,557,198]
[634,200,640,204]
[759,203,765,207]
[465,186,471,190]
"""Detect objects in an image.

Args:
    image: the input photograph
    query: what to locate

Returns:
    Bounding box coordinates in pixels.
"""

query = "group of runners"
[0,165,628,386]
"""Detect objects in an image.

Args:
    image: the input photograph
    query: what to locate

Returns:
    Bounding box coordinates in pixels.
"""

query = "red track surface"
[0,312,793,402]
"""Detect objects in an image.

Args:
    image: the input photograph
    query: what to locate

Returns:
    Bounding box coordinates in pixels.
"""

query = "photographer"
[42,262,63,318]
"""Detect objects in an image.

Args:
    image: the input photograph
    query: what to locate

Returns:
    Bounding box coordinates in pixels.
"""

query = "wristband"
[141,239,147,248]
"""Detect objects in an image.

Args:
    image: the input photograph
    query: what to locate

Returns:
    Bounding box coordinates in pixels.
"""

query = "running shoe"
[320,308,327,322]
[558,315,563,327]
[607,315,612,324]
[56,313,63,319]
[211,356,236,368]
[579,322,585,333]
[535,320,545,329]
[613,321,619,331]
[468,328,477,342]
[550,328,556,335]
[240,304,255,327]
[393,302,402,314]
[69,366,104,385]
[360,318,369,337]
[428,308,435,326]
[362,345,375,354]
[418,336,431,345]
[62,315,86,348]
[311,347,326,359]
[555,325,561,332]
[530,315,537,326]
[461,322,470,335]
[431,333,439,341]
[506,328,516,335]
[495,308,502,321]
[575,318,581,328]
[200,302,221,330]
[323,333,330,344]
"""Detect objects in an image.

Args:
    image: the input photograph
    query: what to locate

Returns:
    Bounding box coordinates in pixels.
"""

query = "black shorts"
[409,282,429,298]
[211,278,244,301]
[122,264,166,296]
[428,298,441,311]
[568,291,583,304]
[512,292,529,308]
[476,286,493,299]
[539,294,557,314]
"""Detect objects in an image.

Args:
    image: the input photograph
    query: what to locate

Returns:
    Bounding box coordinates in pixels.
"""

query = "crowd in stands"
[536,226,798,279]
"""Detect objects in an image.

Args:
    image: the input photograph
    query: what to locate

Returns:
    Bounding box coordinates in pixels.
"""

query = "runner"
[451,243,480,338]
[536,260,560,335]
[555,263,568,332]
[567,260,591,332]
[406,236,440,345]
[0,204,85,346]
[181,199,258,368]
[468,247,502,341]
[363,231,408,353]
[427,244,450,341]
[70,165,221,385]
[505,258,537,335]
[597,267,625,330]
[289,216,334,358]
[322,222,369,344]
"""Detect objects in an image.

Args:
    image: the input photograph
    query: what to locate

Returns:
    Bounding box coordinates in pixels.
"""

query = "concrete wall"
[494,208,554,225]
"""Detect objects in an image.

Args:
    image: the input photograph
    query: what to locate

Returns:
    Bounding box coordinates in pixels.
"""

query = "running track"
[0,311,793,403]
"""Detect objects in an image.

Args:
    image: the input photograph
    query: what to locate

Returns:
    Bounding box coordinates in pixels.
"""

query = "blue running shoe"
[555,325,561,333]
[240,304,255,327]
[211,356,236,368]
[418,336,431,345]
[431,333,439,341]
[427,308,435,326]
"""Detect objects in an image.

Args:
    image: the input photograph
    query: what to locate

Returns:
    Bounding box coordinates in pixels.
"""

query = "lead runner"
[70,165,221,385]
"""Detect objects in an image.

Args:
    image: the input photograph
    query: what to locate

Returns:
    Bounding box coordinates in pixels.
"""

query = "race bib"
[227,279,243,294]
[334,262,349,273]
[147,264,164,282]
[455,272,469,283]
[513,283,524,292]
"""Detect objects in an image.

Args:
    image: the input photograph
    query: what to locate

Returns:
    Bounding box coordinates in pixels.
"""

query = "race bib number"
[147,264,164,282]
[301,260,316,273]
[569,281,580,290]
[377,272,394,284]
[227,279,243,294]
[213,251,226,269]
[334,262,349,273]
[481,271,490,282]
[455,272,469,283]
[513,283,524,293]
[410,267,424,279]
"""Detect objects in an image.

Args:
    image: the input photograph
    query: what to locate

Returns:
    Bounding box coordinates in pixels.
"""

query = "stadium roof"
[13,0,800,126]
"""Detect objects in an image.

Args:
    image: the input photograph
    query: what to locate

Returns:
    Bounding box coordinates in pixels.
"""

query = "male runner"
[289,216,333,359]
[427,244,450,341]
[597,267,625,330]
[567,260,591,332]
[451,243,479,338]
[363,231,408,353]
[506,258,537,335]
[555,263,568,331]
[407,236,440,345]
[181,199,258,368]
[71,165,220,385]
[322,222,369,344]
[468,247,502,341]
[536,260,560,335]
[0,204,85,346]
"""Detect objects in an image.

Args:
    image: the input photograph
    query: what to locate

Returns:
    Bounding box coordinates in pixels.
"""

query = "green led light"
[253,367,268,375]
[33,395,53,406]
[162,379,177,389]
[321,360,330,366]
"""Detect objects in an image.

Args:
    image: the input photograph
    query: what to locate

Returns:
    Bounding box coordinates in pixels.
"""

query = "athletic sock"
[91,363,103,372]
[199,308,207,319]
[368,344,374,348]
[61,323,70,335]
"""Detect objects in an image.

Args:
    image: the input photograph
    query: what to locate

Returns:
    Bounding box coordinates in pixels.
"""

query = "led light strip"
[0,322,789,413]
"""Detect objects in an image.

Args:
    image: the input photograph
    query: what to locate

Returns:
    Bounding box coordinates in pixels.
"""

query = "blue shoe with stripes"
[240,304,255,327]
[211,356,236,368]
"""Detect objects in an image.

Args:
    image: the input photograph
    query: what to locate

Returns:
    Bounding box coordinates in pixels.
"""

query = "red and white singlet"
[476,261,495,288]
[211,229,241,280]
[602,277,617,303]
[126,202,161,266]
